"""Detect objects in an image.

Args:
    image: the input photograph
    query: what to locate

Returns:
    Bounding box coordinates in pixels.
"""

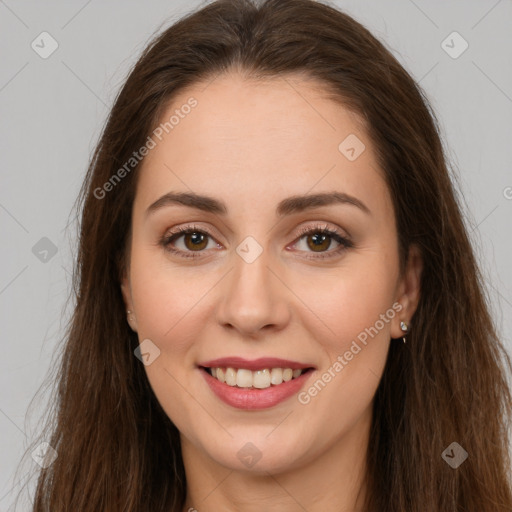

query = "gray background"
[1,0,511,509]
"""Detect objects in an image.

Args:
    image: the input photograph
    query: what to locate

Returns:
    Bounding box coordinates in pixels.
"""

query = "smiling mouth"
[200,366,315,389]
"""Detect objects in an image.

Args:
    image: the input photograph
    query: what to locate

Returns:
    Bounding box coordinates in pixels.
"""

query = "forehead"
[134,72,391,219]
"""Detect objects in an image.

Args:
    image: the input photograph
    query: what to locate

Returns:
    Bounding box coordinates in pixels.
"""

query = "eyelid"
[293,221,351,242]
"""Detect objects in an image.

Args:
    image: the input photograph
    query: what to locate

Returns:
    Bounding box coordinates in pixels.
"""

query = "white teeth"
[208,366,307,389]
[270,368,283,385]
[253,369,270,389]
[225,367,237,386]
[236,369,253,388]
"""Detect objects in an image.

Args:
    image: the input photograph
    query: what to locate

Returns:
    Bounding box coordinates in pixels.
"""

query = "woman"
[21,0,512,510]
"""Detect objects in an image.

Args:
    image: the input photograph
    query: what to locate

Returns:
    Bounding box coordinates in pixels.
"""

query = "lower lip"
[200,368,313,410]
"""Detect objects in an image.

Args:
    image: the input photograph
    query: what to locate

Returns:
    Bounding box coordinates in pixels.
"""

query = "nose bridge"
[215,237,290,334]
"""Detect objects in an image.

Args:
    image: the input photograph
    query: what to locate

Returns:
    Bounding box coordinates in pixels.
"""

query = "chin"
[198,430,313,475]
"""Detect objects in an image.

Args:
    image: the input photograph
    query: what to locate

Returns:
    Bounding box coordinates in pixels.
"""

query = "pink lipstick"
[198,357,315,410]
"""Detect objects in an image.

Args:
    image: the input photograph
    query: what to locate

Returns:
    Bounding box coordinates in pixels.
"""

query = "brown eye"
[161,226,218,258]
[305,232,333,252]
[182,232,208,251]
[292,225,353,260]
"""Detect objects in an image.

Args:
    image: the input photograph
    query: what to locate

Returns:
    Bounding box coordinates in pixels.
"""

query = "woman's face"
[121,72,421,475]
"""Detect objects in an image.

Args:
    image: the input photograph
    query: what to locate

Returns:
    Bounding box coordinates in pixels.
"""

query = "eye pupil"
[307,233,330,252]
[185,232,208,250]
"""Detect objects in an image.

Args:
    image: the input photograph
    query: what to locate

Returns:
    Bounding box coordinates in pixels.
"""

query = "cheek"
[131,265,213,352]
[293,264,395,433]
[294,259,398,352]
[290,255,397,417]
[128,250,215,431]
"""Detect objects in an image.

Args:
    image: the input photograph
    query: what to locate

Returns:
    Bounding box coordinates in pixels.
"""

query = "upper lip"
[198,357,315,371]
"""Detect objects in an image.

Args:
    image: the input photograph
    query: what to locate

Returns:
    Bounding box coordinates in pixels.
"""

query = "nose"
[215,245,291,337]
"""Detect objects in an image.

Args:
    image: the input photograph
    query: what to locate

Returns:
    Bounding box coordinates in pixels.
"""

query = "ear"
[120,272,138,333]
[391,244,423,339]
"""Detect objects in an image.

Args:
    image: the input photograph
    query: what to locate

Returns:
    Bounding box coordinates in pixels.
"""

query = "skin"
[121,71,422,512]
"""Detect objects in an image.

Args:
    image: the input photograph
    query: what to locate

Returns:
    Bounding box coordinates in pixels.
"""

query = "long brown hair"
[15,0,512,510]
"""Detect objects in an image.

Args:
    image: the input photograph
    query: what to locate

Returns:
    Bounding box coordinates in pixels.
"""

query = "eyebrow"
[145,190,371,218]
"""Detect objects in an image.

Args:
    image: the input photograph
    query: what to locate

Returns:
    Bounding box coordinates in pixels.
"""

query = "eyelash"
[159,223,353,260]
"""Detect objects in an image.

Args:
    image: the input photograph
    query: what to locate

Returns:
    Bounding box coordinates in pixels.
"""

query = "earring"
[400,321,409,344]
